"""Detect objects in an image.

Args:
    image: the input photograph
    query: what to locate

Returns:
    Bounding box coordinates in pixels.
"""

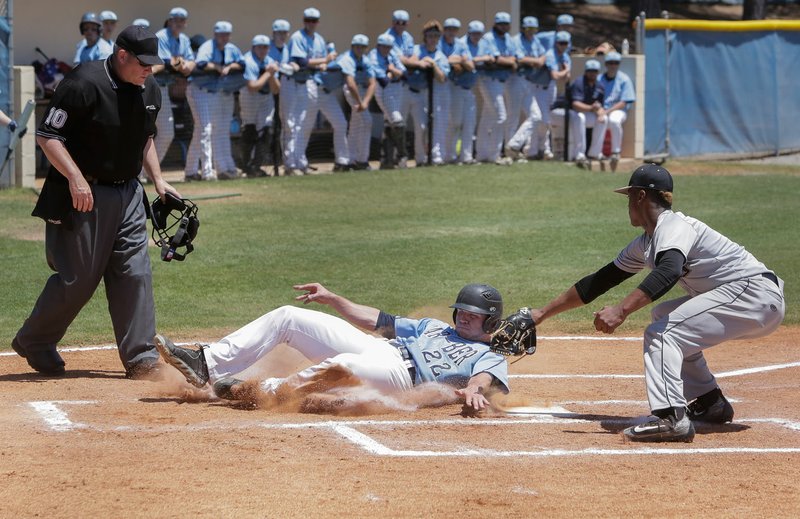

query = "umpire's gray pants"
[16,180,158,370]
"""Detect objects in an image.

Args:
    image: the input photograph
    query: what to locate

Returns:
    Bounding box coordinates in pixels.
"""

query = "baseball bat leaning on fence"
[0,100,35,186]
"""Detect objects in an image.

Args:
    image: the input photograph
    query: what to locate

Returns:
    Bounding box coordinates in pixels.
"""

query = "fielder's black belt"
[762,272,779,287]
[392,343,418,384]
[409,87,422,93]
[84,176,131,187]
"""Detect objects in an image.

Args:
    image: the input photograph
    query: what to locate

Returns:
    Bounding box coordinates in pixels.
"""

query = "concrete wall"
[14,1,516,67]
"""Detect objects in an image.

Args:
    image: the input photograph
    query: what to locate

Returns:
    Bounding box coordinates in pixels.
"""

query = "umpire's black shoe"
[154,334,209,387]
[687,393,735,424]
[12,337,66,376]
[125,357,162,380]
[213,377,245,400]
[622,414,695,443]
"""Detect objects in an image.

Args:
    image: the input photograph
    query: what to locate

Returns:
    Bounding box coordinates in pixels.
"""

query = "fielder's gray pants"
[643,275,785,412]
[16,180,158,370]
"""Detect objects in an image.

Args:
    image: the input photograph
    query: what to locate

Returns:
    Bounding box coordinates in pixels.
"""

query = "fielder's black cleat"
[213,377,244,400]
[623,414,695,443]
[154,334,209,387]
[687,393,735,424]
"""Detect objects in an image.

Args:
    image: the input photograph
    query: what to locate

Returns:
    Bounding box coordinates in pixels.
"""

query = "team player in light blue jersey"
[239,35,280,177]
[283,8,338,175]
[370,33,408,169]
[188,21,244,180]
[475,12,518,165]
[599,51,636,171]
[74,12,113,66]
[340,35,377,170]
[382,10,416,132]
[537,31,572,159]
[317,48,352,171]
[519,164,785,442]
[506,16,546,162]
[406,20,451,166]
[440,18,477,164]
[153,7,196,167]
[156,282,510,412]
[270,19,291,171]
[536,13,574,52]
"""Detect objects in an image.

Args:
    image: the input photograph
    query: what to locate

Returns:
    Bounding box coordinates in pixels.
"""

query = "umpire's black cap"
[614,163,673,194]
[115,25,162,66]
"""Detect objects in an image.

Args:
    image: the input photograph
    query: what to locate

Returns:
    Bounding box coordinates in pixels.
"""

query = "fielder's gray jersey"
[614,211,772,297]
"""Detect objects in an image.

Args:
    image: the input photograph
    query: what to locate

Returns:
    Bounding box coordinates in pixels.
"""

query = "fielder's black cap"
[115,25,162,66]
[614,163,674,194]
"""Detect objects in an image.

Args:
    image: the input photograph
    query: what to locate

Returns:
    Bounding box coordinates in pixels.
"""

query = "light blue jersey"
[528,47,570,87]
[73,38,113,66]
[382,27,415,58]
[515,33,545,81]
[194,39,246,92]
[155,29,195,86]
[269,44,288,65]
[243,50,276,93]
[393,317,509,391]
[599,70,636,110]
[319,55,344,92]
[439,37,472,83]
[477,29,518,81]
[369,47,406,86]
[406,45,450,91]
[339,50,376,88]
[288,28,328,83]
[536,30,556,52]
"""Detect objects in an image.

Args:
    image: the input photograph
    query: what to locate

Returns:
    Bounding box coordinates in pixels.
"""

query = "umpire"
[13,25,180,378]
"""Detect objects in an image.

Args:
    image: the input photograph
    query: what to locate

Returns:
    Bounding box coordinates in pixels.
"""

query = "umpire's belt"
[85,176,130,187]
[390,342,418,384]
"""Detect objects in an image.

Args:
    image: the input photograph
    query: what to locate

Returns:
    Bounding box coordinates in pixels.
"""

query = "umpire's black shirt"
[37,56,161,181]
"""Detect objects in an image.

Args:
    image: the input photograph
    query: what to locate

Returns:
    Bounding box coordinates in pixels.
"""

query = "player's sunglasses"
[606,61,620,65]
[394,21,407,25]
[304,18,319,23]
[82,26,100,33]
[556,42,569,46]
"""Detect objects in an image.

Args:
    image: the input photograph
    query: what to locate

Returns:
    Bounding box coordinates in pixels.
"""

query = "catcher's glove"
[491,308,537,356]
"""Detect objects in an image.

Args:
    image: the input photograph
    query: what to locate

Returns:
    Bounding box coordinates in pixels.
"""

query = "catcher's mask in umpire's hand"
[150,192,199,262]
[450,283,504,333]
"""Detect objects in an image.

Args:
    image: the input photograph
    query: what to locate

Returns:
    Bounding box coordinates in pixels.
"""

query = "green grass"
[1,160,798,347]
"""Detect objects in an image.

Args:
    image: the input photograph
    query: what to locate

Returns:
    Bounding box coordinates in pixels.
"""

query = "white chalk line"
[510,361,800,380]
[27,400,96,432]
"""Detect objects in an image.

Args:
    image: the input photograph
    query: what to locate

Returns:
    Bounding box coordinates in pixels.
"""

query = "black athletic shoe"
[154,334,209,387]
[623,414,695,443]
[125,357,161,380]
[687,394,735,423]
[213,377,244,400]
[12,338,66,376]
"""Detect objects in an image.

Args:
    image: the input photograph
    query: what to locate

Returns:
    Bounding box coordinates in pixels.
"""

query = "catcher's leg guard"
[381,125,395,169]
[392,125,407,168]
[239,124,258,174]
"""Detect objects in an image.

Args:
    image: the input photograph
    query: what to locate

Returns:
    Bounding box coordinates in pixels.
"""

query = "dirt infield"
[2,328,799,518]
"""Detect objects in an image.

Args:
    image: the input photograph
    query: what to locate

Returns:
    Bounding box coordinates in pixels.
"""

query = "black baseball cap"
[115,25,162,66]
[614,163,674,194]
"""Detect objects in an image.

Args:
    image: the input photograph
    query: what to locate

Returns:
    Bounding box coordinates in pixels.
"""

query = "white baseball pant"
[475,77,507,162]
[408,83,449,165]
[606,109,627,155]
[531,83,557,155]
[211,92,237,174]
[503,75,526,147]
[344,85,373,164]
[550,109,608,160]
[642,275,784,412]
[184,84,215,179]
[279,76,297,168]
[375,82,404,126]
[507,80,543,157]
[446,83,477,163]
[202,305,414,394]
[153,85,174,164]
[318,89,350,166]
[239,88,275,130]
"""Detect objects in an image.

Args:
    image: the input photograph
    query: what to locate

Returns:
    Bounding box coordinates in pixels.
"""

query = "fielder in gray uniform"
[15,26,180,378]
[514,164,785,442]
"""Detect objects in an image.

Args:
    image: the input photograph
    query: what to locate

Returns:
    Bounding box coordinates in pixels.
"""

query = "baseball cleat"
[154,334,209,388]
[213,377,244,400]
[687,394,734,423]
[622,414,695,443]
[610,153,620,172]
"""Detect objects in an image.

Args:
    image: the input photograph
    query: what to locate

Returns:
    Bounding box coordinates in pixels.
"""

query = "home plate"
[496,405,575,417]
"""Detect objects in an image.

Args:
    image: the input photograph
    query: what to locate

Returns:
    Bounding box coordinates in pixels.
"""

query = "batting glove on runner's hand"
[491,308,537,356]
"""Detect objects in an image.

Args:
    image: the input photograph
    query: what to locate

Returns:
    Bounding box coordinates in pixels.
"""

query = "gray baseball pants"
[15,180,158,370]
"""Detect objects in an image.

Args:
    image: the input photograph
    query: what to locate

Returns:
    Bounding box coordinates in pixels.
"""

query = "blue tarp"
[0,17,10,158]
[645,29,800,158]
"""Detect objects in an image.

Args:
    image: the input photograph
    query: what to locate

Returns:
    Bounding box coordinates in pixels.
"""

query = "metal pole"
[663,10,671,158]
[6,0,14,187]
[426,69,433,166]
